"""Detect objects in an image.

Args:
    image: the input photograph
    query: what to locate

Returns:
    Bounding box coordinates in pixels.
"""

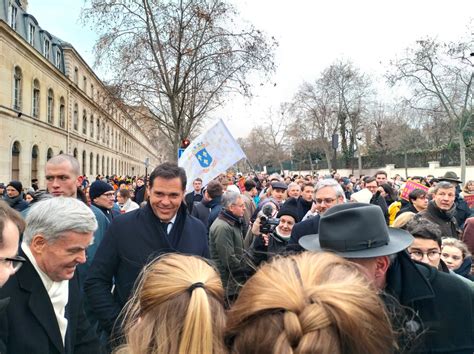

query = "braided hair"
[226,252,396,354]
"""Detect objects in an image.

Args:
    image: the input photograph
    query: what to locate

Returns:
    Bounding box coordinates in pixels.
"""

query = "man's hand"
[252,217,262,235]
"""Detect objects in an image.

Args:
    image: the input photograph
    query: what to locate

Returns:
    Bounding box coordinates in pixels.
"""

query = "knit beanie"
[7,181,23,194]
[277,197,300,222]
[89,180,114,200]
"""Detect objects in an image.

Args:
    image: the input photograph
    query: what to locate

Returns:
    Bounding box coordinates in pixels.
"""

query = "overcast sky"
[29,0,473,138]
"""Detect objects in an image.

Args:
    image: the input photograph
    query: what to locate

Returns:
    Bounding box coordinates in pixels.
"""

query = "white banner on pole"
[178,119,246,191]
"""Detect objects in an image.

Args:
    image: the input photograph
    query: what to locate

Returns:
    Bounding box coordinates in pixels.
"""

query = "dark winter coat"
[209,210,247,298]
[207,196,223,229]
[191,199,212,228]
[296,197,313,222]
[385,251,474,353]
[454,194,471,229]
[83,202,208,336]
[396,202,420,218]
[2,193,28,212]
[248,231,290,267]
[419,201,460,238]
[288,214,321,252]
[454,256,474,281]
[184,191,203,214]
[370,191,389,225]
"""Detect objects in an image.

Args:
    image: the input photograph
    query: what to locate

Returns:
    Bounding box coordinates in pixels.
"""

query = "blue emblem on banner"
[195,148,213,168]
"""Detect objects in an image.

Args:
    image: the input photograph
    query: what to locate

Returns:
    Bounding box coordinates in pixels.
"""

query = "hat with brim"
[438,171,462,184]
[271,181,288,191]
[299,203,414,258]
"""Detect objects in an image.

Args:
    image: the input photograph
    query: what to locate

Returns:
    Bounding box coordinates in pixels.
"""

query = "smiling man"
[84,162,208,343]
[0,197,100,353]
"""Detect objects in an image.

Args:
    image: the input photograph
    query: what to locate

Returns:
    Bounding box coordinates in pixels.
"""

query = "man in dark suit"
[289,178,345,249]
[0,197,100,354]
[184,177,203,213]
[84,163,209,346]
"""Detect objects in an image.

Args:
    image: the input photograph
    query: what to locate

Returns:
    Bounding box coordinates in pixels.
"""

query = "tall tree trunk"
[354,139,362,177]
[339,113,348,166]
[459,131,466,183]
[324,148,332,171]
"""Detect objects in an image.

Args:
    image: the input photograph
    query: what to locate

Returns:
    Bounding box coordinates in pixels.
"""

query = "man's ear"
[76,175,83,188]
[30,235,47,254]
[374,256,390,279]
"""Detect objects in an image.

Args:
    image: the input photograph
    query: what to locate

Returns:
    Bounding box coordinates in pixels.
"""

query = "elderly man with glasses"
[289,178,345,249]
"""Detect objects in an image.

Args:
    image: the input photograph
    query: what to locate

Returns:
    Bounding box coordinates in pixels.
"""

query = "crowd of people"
[0,156,473,353]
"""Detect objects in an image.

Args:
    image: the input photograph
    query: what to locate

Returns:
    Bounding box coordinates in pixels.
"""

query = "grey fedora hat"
[299,203,414,258]
[438,171,462,184]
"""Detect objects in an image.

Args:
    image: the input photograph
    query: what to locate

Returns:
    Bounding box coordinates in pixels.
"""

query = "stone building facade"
[0,0,161,188]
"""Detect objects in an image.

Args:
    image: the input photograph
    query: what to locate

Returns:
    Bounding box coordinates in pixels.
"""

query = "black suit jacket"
[0,249,100,354]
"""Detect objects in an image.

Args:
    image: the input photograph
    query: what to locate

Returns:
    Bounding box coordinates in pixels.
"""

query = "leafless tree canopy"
[82,0,276,160]
[388,37,473,180]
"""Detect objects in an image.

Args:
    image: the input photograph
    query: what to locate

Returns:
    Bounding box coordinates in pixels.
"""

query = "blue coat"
[84,202,208,335]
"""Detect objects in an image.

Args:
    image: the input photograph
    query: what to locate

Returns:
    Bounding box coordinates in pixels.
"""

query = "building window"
[43,39,50,59]
[13,66,22,110]
[28,24,35,46]
[90,84,94,99]
[106,126,110,146]
[9,5,17,30]
[55,51,61,69]
[32,79,40,118]
[82,110,87,134]
[90,152,94,175]
[47,88,54,124]
[47,148,53,161]
[90,115,94,138]
[74,67,78,85]
[59,97,65,128]
[83,76,87,92]
[96,119,100,140]
[73,103,78,130]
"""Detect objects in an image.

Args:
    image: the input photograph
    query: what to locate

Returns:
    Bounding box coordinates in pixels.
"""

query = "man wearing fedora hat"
[299,203,474,353]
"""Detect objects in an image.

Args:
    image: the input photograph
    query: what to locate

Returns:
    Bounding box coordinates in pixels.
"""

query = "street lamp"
[144,157,150,190]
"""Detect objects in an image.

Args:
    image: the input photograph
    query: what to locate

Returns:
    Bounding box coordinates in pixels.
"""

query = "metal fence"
[280,146,474,172]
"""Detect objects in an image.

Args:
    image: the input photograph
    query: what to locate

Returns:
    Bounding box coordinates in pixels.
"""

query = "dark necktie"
[160,222,170,235]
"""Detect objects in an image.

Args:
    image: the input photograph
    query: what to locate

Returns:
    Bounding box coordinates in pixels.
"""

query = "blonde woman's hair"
[115,254,226,354]
[442,238,471,258]
[463,180,474,194]
[226,252,396,354]
[392,212,416,229]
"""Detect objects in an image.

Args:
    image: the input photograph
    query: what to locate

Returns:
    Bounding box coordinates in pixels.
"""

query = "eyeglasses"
[314,198,336,205]
[409,250,441,261]
[0,256,26,272]
[103,192,115,198]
